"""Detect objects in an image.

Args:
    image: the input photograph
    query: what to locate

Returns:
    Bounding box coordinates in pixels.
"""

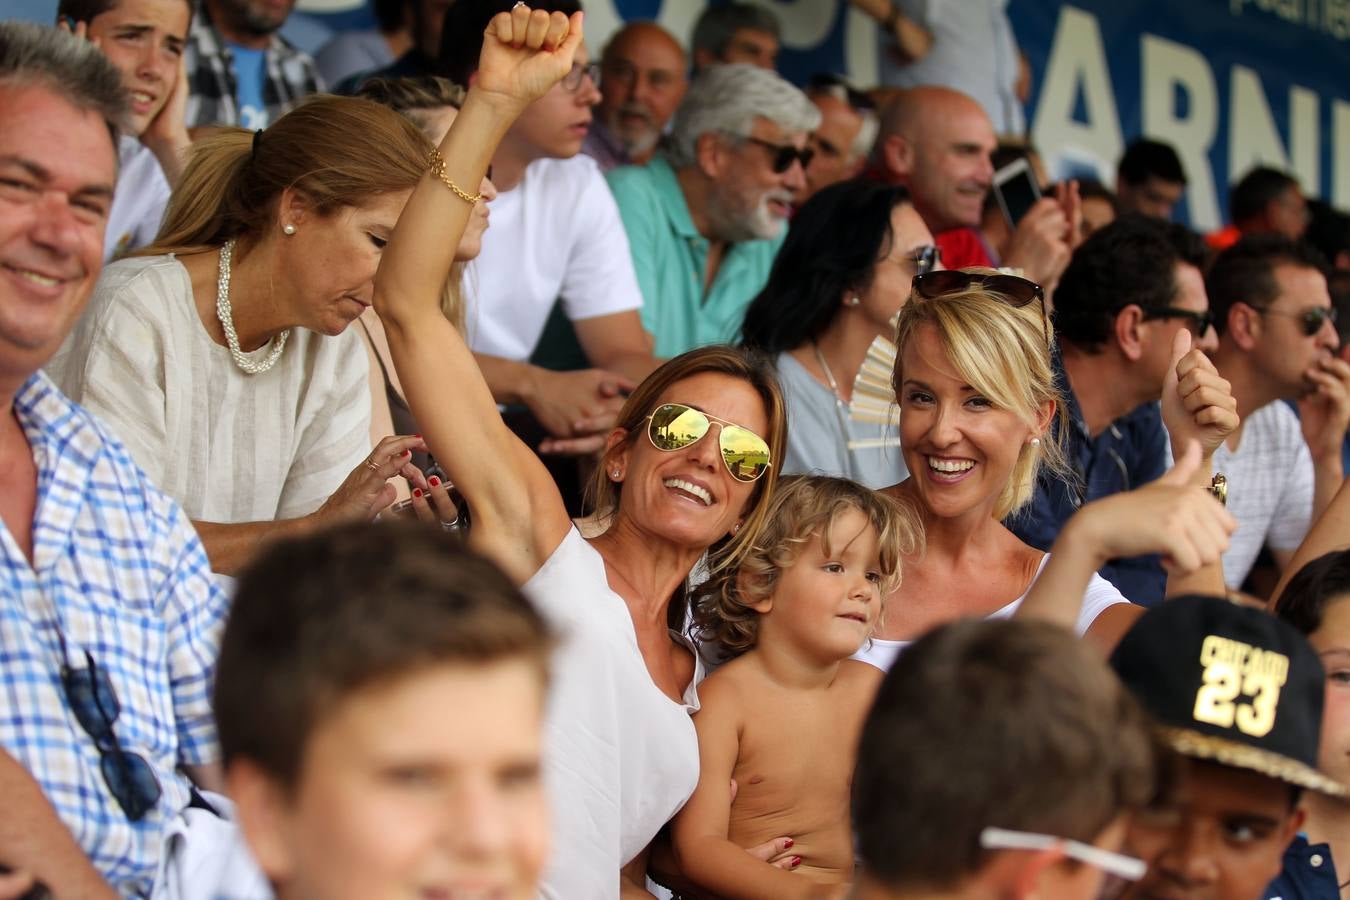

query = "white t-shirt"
[463,155,644,361]
[104,137,171,262]
[47,255,371,523]
[524,527,703,900]
[1165,401,1315,588]
[850,555,1127,671]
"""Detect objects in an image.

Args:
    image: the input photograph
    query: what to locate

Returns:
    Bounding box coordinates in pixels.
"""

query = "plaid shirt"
[183,6,324,128]
[0,372,228,898]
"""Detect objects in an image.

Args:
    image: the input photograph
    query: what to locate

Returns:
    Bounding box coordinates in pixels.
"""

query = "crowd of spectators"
[3,1,1350,899]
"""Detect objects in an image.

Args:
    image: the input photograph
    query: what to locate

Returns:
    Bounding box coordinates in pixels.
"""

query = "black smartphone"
[992,158,1042,228]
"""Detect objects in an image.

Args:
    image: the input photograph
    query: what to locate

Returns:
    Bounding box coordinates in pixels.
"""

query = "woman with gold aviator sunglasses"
[370,8,788,898]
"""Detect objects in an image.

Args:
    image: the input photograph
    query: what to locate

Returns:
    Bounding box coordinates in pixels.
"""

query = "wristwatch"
[1210,473,1227,506]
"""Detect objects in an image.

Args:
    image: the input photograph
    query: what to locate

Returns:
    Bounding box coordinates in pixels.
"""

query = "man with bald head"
[583,20,687,171]
[874,85,1076,290]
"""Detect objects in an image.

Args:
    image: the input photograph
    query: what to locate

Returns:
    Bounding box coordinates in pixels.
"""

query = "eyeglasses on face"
[980,827,1147,881]
[1141,306,1216,338]
[646,403,772,483]
[1251,303,1338,337]
[911,269,1050,345]
[561,61,600,92]
[739,135,815,174]
[62,650,162,821]
[906,245,941,277]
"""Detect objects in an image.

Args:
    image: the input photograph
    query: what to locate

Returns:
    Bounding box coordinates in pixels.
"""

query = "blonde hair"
[891,268,1070,520]
[691,474,923,657]
[141,94,430,258]
[354,76,474,330]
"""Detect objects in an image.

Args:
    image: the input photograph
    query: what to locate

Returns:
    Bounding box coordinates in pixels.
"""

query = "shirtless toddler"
[671,474,921,899]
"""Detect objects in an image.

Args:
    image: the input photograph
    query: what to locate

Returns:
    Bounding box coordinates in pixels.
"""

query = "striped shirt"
[46,255,372,524]
[0,372,228,897]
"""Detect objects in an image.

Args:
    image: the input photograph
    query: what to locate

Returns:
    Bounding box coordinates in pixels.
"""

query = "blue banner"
[587,0,1350,229]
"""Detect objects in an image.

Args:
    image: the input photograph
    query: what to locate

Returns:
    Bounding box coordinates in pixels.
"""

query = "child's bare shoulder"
[835,659,885,700]
[696,653,766,712]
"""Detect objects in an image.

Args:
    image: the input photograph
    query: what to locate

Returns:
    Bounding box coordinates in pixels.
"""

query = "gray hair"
[667,64,820,169]
[691,2,781,58]
[0,21,126,145]
[807,84,880,161]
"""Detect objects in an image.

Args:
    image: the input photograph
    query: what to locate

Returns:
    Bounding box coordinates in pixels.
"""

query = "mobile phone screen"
[993,161,1041,227]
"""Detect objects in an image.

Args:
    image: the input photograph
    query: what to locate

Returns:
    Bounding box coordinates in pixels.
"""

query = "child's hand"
[1070,440,1235,574]
[140,52,192,182]
[476,5,584,113]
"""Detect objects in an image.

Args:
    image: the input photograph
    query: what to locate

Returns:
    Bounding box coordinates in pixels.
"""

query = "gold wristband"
[428,148,482,204]
[1210,473,1227,506]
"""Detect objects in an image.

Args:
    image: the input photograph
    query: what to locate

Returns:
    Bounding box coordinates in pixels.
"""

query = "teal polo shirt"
[606,154,785,357]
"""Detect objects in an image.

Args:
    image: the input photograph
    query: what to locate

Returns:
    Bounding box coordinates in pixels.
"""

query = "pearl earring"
[847,296,861,307]
[611,468,621,478]
[1029,437,1041,447]
[283,224,296,235]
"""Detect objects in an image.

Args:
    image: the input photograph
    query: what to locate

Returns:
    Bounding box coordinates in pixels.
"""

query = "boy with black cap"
[1110,595,1347,900]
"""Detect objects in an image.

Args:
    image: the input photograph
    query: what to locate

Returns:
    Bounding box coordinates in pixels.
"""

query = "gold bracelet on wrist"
[428,148,483,204]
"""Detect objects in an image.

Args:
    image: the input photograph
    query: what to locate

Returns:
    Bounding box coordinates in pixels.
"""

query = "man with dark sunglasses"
[0,22,248,900]
[607,63,819,357]
[1195,235,1350,597]
[1015,215,1235,607]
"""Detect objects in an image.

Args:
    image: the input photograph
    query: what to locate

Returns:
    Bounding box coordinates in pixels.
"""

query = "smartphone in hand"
[992,157,1042,228]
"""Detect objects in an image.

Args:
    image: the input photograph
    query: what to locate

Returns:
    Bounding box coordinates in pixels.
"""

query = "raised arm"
[374,7,583,584]
[1019,441,1235,643]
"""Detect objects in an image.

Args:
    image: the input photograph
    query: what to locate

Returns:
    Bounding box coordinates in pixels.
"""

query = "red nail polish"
[413,488,423,498]
[403,449,412,456]
[791,856,801,867]
[429,476,441,487]
[415,434,423,439]
[783,838,793,849]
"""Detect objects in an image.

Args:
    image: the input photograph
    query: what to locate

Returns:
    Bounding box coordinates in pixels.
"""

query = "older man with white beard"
[606,63,819,357]
[582,20,687,172]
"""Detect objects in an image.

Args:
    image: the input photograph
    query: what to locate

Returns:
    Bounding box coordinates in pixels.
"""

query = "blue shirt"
[225,41,268,129]
[1265,834,1340,900]
[0,372,229,897]
[1009,354,1169,606]
[606,154,785,357]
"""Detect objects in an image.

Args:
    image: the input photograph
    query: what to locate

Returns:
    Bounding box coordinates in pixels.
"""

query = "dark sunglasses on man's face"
[742,136,815,174]
[1252,303,1338,337]
[911,269,1050,345]
[1142,306,1215,338]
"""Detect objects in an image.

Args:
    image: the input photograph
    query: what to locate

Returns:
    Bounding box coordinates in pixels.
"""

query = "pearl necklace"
[216,239,289,375]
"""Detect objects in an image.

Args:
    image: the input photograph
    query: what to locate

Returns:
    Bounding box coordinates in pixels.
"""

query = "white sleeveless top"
[851,554,1127,672]
[525,528,704,899]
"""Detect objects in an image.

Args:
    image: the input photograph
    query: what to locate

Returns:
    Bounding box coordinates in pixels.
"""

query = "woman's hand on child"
[1068,440,1235,574]
[476,5,585,114]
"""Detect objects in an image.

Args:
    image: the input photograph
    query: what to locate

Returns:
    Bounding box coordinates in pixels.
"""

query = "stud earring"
[611,468,621,479]
[846,295,861,307]
[283,224,296,235]
[1029,437,1041,447]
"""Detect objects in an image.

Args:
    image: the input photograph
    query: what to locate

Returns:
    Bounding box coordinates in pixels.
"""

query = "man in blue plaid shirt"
[0,22,240,899]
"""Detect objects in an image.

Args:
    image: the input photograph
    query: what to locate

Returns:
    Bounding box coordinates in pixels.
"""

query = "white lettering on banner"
[1229,67,1320,198]
[1030,6,1122,185]
[1336,101,1350,207]
[844,5,880,88]
[1231,0,1350,41]
[1141,34,1221,230]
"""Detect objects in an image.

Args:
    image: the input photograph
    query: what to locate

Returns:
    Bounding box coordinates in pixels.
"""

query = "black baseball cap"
[1110,594,1345,796]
